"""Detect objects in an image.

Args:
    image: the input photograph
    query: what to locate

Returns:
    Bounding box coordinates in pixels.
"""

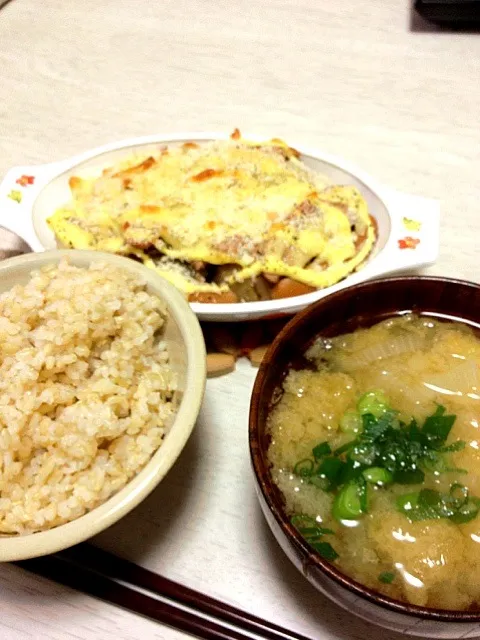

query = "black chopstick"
[16,543,315,640]
[16,554,244,640]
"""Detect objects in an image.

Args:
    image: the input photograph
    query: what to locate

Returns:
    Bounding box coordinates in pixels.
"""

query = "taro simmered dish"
[267,314,480,610]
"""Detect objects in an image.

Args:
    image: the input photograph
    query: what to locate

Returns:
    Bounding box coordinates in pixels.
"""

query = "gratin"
[46,130,377,303]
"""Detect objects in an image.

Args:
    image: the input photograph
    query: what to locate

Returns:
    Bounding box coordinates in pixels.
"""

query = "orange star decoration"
[398,236,420,250]
[16,174,35,187]
[7,189,22,203]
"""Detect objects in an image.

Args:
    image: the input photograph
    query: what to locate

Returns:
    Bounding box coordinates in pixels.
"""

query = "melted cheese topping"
[47,135,376,296]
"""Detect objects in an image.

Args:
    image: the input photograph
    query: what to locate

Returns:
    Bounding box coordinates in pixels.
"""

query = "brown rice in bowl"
[0,259,178,535]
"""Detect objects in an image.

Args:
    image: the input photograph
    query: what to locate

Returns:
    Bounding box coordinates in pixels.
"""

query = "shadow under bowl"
[249,276,480,638]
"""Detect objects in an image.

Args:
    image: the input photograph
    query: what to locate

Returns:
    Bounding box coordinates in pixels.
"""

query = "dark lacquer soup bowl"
[249,276,480,638]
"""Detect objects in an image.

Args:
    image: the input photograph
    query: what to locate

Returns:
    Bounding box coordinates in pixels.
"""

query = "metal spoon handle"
[0,226,32,261]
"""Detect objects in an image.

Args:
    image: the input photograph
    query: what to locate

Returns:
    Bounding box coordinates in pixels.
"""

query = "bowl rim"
[0,131,440,321]
[0,249,206,561]
[249,274,480,622]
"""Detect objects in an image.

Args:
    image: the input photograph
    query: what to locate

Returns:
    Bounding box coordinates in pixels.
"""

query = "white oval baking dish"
[0,132,440,322]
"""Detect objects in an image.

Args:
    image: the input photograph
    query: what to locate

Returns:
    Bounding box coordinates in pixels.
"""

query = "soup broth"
[267,314,480,609]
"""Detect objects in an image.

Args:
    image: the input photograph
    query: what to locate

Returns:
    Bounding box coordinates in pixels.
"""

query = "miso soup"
[267,314,480,609]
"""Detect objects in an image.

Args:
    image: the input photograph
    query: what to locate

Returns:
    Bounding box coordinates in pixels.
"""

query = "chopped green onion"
[378,571,396,584]
[291,398,467,527]
[363,410,399,439]
[312,441,332,459]
[411,488,455,520]
[295,526,322,536]
[309,475,329,489]
[298,526,335,538]
[397,487,480,524]
[450,483,469,507]
[290,515,334,538]
[440,440,466,453]
[357,390,389,418]
[363,467,393,486]
[350,443,377,466]
[314,527,335,536]
[332,481,365,521]
[338,459,364,485]
[317,457,346,490]
[293,458,314,477]
[396,492,419,514]
[358,478,368,513]
[421,405,456,448]
[334,439,358,456]
[449,499,480,524]
[445,467,468,474]
[423,454,448,473]
[340,411,363,434]
[417,488,455,519]
[291,515,317,529]
[311,541,339,561]
[290,515,339,561]
[393,467,425,485]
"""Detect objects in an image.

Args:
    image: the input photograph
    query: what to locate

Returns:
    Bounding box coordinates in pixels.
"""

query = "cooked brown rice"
[0,260,177,534]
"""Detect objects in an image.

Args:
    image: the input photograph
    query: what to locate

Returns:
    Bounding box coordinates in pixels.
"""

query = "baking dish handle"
[364,191,440,279]
[0,163,60,251]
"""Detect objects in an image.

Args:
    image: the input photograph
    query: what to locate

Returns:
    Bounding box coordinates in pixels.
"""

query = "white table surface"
[1,1,479,639]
